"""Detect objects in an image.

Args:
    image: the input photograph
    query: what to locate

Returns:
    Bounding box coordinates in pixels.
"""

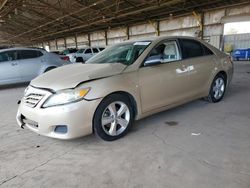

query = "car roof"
[0,47,45,53]
[113,36,202,46]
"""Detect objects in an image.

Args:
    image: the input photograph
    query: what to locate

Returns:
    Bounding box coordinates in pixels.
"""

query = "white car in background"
[61,48,78,62]
[66,52,77,63]
[0,47,70,85]
[73,47,105,63]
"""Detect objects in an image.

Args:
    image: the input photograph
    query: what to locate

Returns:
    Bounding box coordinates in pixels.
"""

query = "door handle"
[176,65,187,73]
[176,64,195,74]
[176,68,188,74]
[11,62,18,66]
[186,65,194,72]
[176,65,194,74]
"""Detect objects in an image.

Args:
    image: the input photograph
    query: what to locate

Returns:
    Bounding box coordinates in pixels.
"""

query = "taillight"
[61,56,70,61]
[229,56,233,64]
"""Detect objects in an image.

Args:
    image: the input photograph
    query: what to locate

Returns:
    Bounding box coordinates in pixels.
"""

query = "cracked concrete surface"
[0,61,250,188]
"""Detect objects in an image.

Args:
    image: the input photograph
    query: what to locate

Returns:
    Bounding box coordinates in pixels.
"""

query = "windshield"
[86,41,151,65]
[77,49,85,53]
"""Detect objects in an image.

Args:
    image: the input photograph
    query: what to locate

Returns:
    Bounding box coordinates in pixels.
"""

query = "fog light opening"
[54,125,68,134]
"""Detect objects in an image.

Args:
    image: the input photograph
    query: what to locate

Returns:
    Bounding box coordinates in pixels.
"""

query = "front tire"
[93,94,133,141]
[207,74,226,103]
[75,57,85,63]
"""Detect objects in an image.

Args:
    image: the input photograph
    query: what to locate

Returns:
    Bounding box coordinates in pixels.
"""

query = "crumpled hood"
[31,63,126,91]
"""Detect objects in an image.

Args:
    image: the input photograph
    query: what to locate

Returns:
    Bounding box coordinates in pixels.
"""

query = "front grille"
[23,93,45,108]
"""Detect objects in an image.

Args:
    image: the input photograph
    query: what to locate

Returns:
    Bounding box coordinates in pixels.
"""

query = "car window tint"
[201,44,214,55]
[85,49,92,54]
[179,39,204,59]
[86,42,151,65]
[77,49,85,53]
[92,48,99,53]
[147,41,180,64]
[69,49,78,53]
[51,51,60,54]
[63,50,69,55]
[37,51,43,57]
[0,51,17,62]
[18,50,41,60]
[99,48,105,51]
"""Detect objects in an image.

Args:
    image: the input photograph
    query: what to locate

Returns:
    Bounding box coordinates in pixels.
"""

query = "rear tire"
[207,74,226,103]
[93,94,133,141]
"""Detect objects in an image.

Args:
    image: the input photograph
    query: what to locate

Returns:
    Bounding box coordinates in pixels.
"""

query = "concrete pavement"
[0,61,249,188]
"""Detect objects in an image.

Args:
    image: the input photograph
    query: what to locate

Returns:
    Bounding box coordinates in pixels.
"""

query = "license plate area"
[22,115,38,129]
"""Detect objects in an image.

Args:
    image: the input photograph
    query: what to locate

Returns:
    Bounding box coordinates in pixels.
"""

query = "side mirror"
[144,56,163,66]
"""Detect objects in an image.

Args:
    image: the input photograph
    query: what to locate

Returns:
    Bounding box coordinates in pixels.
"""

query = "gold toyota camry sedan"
[16,36,233,141]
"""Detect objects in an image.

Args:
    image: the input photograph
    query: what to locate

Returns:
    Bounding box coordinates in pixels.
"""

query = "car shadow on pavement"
[224,81,248,100]
[130,99,208,133]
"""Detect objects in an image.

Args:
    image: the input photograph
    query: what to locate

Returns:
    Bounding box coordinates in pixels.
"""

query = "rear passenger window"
[92,48,99,53]
[179,39,204,59]
[201,44,214,56]
[37,51,43,57]
[18,50,43,60]
[85,49,92,54]
[99,48,105,51]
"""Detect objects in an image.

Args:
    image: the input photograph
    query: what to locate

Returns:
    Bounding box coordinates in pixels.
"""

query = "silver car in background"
[0,47,70,85]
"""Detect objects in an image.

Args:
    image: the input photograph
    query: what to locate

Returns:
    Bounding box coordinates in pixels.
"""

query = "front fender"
[82,71,142,117]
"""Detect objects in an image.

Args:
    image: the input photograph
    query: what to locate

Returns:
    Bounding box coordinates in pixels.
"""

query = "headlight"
[42,87,90,108]
[24,86,31,96]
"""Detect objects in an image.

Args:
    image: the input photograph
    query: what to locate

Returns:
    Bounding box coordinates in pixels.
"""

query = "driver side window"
[0,51,17,63]
[145,41,180,65]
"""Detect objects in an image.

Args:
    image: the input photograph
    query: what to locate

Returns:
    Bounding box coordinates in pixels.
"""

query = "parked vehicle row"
[16,36,233,141]
[74,47,105,63]
[51,47,105,63]
[61,48,78,55]
[50,51,70,62]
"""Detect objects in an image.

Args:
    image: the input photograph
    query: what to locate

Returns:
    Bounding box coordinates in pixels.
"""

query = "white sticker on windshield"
[133,41,151,46]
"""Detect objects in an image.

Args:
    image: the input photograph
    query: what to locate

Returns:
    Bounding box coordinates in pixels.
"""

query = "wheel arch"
[217,71,228,85]
[205,70,228,98]
[44,66,57,73]
[92,91,138,133]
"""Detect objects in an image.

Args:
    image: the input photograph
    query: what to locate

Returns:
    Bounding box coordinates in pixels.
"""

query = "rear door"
[0,50,20,84]
[92,48,99,55]
[17,50,44,81]
[178,39,215,97]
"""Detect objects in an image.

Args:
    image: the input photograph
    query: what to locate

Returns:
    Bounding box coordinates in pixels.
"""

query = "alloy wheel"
[213,77,225,100]
[101,101,130,136]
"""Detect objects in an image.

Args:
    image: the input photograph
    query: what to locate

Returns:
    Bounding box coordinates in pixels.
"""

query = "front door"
[138,40,190,113]
[0,50,21,84]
